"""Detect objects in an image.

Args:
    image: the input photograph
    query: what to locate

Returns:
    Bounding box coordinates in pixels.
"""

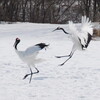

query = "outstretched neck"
[60,28,69,34]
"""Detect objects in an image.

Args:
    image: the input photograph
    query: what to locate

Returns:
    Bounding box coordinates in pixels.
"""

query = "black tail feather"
[85,33,92,48]
[35,43,49,49]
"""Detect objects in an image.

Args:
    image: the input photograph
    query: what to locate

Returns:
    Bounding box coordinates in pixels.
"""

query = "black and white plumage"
[53,16,93,66]
[14,38,49,83]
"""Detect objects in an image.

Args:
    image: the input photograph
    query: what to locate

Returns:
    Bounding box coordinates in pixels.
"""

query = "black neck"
[61,28,69,34]
[15,43,18,50]
[14,41,19,50]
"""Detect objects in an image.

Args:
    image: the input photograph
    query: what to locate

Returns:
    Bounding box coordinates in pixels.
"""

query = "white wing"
[81,16,93,40]
[24,45,41,57]
[81,16,93,35]
[68,16,93,48]
[80,16,93,47]
[68,21,79,36]
[15,45,41,60]
[68,21,86,46]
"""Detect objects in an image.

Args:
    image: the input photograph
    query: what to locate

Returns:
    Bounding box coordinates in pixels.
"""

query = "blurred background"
[0,0,99,23]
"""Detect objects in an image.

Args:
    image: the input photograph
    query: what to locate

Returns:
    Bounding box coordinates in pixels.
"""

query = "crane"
[14,38,49,83]
[53,16,93,66]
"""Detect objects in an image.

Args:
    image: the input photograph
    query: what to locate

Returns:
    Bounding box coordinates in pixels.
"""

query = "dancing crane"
[14,38,49,83]
[53,16,93,66]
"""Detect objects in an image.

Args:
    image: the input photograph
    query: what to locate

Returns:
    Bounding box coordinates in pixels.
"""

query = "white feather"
[81,16,93,35]
[53,16,93,66]
[15,45,43,65]
[68,16,93,47]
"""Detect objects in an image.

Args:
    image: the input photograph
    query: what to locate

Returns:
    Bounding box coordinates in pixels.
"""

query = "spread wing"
[68,16,93,48]
[81,16,93,35]
[80,16,93,47]
[68,21,86,46]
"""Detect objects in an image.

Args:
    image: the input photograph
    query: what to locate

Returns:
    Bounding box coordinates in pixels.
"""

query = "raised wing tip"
[81,16,93,35]
[68,21,74,27]
[68,21,73,24]
[81,16,91,24]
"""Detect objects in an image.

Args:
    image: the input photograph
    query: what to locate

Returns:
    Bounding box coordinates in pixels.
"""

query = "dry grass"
[93,29,100,37]
[92,22,100,37]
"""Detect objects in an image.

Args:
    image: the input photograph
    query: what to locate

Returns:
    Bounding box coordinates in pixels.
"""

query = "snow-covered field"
[0,23,100,100]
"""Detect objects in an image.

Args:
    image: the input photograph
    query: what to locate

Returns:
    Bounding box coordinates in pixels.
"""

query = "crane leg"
[57,45,76,66]
[59,54,72,66]
[58,50,75,66]
[23,66,39,83]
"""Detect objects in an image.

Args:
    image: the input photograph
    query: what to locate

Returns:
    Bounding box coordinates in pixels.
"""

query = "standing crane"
[14,38,49,83]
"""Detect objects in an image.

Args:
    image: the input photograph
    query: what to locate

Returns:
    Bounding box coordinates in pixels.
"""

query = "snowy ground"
[0,23,100,100]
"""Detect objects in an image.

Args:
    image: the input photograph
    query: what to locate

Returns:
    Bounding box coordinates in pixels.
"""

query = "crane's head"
[53,27,69,34]
[15,38,20,44]
[14,38,20,50]
[53,27,62,32]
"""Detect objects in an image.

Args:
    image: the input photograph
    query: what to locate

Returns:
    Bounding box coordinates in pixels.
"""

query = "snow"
[0,22,100,100]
